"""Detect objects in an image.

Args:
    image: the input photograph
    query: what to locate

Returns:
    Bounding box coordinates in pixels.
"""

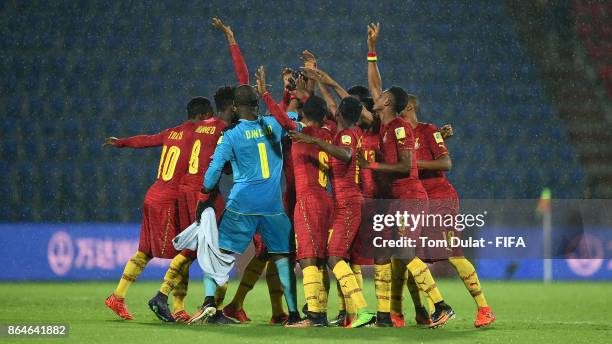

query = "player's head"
[404,93,419,113]
[302,95,327,125]
[214,86,234,113]
[187,96,214,120]
[400,93,420,122]
[337,96,362,126]
[373,85,408,115]
[214,86,237,123]
[233,84,259,119]
[347,85,374,112]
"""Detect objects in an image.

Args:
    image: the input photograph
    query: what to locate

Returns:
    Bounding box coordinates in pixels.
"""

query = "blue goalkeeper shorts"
[218,208,293,254]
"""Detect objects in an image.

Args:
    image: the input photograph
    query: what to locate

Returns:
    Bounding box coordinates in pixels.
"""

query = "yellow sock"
[265,261,285,316]
[350,264,363,290]
[332,260,367,311]
[449,257,488,308]
[374,263,392,313]
[160,253,190,296]
[114,251,151,298]
[335,280,346,312]
[171,259,192,312]
[215,282,228,307]
[391,258,407,315]
[302,266,322,313]
[406,257,443,304]
[318,266,330,312]
[422,290,435,314]
[230,257,266,309]
[406,273,423,308]
[349,264,363,316]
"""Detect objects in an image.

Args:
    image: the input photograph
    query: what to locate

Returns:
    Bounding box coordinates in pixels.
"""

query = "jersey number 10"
[157,145,181,181]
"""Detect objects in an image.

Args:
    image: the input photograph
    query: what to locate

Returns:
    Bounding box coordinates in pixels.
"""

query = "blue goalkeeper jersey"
[204,112,299,215]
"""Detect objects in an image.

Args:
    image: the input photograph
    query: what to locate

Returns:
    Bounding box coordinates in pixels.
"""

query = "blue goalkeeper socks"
[273,257,298,313]
[203,275,218,298]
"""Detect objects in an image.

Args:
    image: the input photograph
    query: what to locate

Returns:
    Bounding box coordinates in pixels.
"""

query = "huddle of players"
[103,19,496,329]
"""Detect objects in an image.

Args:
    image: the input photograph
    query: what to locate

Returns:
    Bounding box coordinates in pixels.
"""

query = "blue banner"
[0,223,205,281]
[0,223,610,280]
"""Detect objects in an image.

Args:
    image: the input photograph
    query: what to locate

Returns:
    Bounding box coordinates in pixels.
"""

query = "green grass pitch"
[0,279,610,343]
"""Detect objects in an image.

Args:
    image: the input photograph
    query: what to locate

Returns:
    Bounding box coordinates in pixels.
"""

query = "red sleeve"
[279,89,292,112]
[391,122,414,151]
[263,92,297,131]
[230,44,249,84]
[116,131,165,148]
[425,125,448,158]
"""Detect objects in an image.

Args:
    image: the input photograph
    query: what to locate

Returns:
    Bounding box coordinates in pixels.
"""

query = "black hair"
[386,86,409,114]
[302,95,327,123]
[347,85,374,113]
[338,96,362,125]
[233,84,259,107]
[187,97,213,119]
[406,93,420,113]
[214,86,234,113]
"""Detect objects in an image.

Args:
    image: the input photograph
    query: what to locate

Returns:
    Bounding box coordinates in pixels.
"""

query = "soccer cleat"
[415,306,433,326]
[429,302,455,329]
[270,312,289,325]
[148,292,175,322]
[285,312,327,328]
[206,310,239,325]
[172,310,191,323]
[222,304,251,323]
[188,300,217,324]
[343,314,355,328]
[329,311,346,327]
[375,312,393,327]
[474,306,496,328]
[104,294,133,320]
[350,310,376,328]
[283,312,302,326]
[390,313,406,327]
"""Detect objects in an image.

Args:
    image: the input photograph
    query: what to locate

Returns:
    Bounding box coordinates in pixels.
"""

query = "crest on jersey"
[341,135,352,145]
[395,127,406,140]
[434,131,444,144]
[415,137,420,149]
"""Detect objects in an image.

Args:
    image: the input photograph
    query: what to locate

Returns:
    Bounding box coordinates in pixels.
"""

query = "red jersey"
[379,117,419,189]
[179,117,227,192]
[331,126,363,195]
[292,125,334,193]
[360,129,383,199]
[116,121,197,203]
[414,122,449,180]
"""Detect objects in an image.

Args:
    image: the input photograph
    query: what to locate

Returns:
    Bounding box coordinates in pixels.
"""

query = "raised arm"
[213,18,249,84]
[103,132,164,149]
[318,81,338,116]
[301,67,349,99]
[256,66,300,131]
[367,23,382,101]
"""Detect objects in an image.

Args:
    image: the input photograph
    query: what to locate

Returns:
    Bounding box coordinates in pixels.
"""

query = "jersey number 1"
[258,143,270,179]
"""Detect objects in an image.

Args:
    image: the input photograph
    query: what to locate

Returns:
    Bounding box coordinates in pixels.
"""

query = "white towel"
[172,207,235,286]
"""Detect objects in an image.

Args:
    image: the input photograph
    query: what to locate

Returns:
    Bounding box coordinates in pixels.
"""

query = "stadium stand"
[0,1,589,222]
[508,0,612,198]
